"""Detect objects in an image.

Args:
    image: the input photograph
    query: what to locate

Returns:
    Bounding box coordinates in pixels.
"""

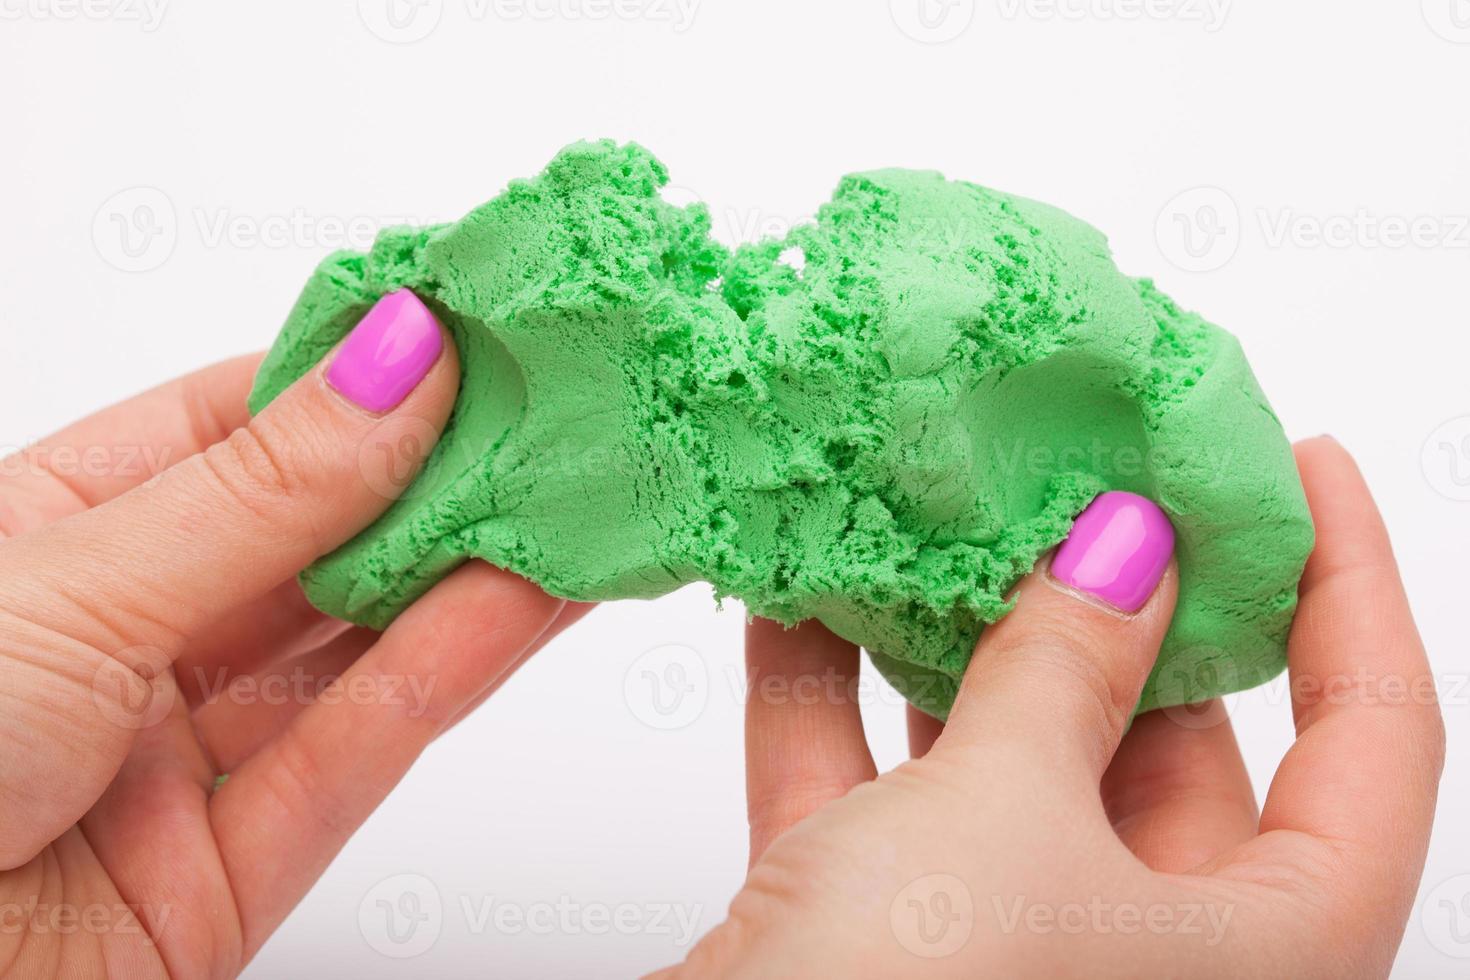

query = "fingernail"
[1050,491,1175,614]
[325,290,443,412]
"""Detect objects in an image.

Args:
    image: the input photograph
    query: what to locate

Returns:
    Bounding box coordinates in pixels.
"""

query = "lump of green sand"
[249,140,1313,720]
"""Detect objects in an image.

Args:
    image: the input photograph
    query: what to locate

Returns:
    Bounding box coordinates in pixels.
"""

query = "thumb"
[2,288,458,661]
[939,491,1178,781]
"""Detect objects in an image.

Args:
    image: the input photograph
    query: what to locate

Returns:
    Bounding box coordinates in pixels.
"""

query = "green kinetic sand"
[250,141,1314,720]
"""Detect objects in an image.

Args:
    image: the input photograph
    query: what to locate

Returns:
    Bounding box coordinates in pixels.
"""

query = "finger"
[194,600,593,771]
[1,290,456,662]
[744,619,876,864]
[940,492,1178,785]
[906,704,944,759]
[174,578,349,707]
[80,673,243,980]
[442,600,595,731]
[192,627,379,771]
[1224,438,1442,933]
[209,562,565,958]
[0,354,260,537]
[1100,705,1257,873]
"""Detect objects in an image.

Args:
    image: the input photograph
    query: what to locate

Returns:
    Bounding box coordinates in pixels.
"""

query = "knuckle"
[382,673,455,733]
[987,625,1131,735]
[199,420,315,522]
[179,367,241,451]
[666,861,812,977]
[722,859,805,941]
[261,736,354,839]
[675,918,753,979]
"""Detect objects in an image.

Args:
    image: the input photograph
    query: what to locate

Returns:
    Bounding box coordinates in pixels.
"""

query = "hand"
[0,291,587,977]
[672,437,1444,978]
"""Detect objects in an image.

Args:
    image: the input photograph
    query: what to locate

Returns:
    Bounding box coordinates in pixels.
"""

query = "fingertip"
[1293,434,1363,488]
[1292,438,1398,593]
[321,289,451,415]
[944,543,1179,778]
[1048,491,1176,615]
[28,298,465,657]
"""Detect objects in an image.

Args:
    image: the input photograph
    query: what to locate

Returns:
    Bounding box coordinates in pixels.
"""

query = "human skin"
[0,302,1439,974]
[0,296,590,977]
[661,437,1444,978]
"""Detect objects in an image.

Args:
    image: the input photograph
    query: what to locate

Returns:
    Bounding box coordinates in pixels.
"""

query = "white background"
[3,0,1469,975]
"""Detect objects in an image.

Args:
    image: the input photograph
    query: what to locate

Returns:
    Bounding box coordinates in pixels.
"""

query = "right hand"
[671,437,1444,978]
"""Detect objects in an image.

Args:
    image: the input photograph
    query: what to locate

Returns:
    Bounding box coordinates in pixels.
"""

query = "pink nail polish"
[325,290,443,412]
[1050,492,1175,613]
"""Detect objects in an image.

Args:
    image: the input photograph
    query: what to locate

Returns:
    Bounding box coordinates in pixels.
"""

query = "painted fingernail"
[325,289,443,412]
[1050,491,1175,614]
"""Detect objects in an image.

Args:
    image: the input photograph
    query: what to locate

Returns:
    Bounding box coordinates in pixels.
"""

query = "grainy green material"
[250,141,1314,720]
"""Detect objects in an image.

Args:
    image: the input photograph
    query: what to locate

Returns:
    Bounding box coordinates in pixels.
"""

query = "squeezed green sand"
[250,141,1313,720]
